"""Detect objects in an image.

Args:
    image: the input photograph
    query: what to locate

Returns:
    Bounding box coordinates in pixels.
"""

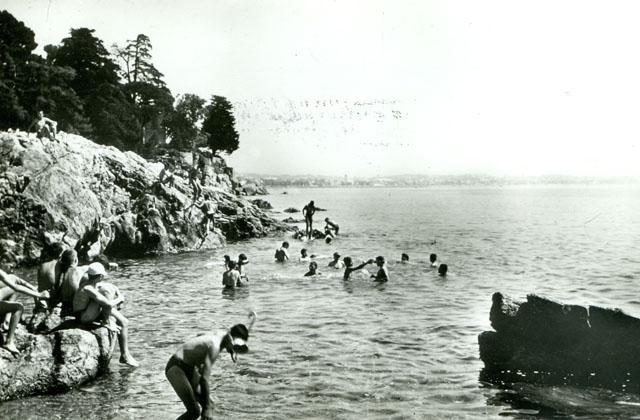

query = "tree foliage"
[166,93,206,150]
[0,12,242,157]
[202,96,239,156]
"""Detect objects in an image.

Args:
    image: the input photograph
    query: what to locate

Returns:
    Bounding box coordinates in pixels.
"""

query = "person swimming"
[371,256,389,283]
[299,248,311,262]
[430,253,438,267]
[401,253,409,263]
[304,261,321,276]
[328,252,344,269]
[222,261,241,289]
[165,311,257,420]
[237,253,249,283]
[324,217,339,235]
[274,242,290,262]
[438,263,448,277]
[343,257,375,281]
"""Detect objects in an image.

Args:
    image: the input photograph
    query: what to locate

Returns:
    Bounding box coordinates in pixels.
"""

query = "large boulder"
[0,317,116,402]
[0,131,290,268]
[478,292,640,391]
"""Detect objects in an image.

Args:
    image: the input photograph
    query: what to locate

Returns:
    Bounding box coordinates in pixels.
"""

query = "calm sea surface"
[3,186,640,419]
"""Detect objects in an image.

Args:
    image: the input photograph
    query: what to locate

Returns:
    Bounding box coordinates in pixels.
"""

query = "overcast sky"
[6,1,640,176]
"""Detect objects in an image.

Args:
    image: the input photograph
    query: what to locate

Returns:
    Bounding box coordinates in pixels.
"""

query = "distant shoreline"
[238,174,640,189]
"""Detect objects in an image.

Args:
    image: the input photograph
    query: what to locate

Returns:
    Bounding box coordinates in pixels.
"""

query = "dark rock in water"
[282,217,304,223]
[284,207,300,213]
[479,292,640,391]
[0,315,116,402]
[0,131,290,268]
[250,199,272,210]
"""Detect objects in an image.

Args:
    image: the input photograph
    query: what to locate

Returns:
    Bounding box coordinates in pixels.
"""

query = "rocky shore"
[478,292,640,391]
[0,131,289,268]
[0,313,116,402]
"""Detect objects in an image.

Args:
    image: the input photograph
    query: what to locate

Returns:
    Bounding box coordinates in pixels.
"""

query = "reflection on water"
[2,186,640,419]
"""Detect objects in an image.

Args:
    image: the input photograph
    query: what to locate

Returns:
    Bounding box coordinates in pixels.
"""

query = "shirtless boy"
[371,256,390,283]
[328,252,344,269]
[302,201,317,239]
[73,263,138,367]
[343,257,374,281]
[0,269,49,354]
[222,261,241,289]
[274,242,290,262]
[166,311,257,420]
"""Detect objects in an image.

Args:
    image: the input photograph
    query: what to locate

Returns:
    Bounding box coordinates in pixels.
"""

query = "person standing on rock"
[188,166,202,205]
[73,263,139,367]
[0,269,50,354]
[165,311,257,420]
[302,201,317,240]
[195,193,217,238]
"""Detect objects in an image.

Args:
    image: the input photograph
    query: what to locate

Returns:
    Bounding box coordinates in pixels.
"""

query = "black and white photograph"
[1,1,640,418]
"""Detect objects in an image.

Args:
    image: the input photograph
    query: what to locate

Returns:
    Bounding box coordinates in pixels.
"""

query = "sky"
[5,0,640,177]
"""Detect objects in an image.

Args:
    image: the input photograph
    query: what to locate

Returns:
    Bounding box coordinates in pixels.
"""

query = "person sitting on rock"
[328,252,344,269]
[56,249,89,317]
[73,263,139,367]
[158,162,176,188]
[0,269,49,354]
[304,261,321,277]
[29,110,58,142]
[274,242,290,262]
[371,256,389,283]
[195,193,217,238]
[222,261,241,290]
[343,257,374,281]
[324,217,340,235]
[165,311,256,420]
[37,242,65,307]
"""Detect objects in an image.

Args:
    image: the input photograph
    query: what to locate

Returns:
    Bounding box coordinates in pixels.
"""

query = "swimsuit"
[165,355,196,379]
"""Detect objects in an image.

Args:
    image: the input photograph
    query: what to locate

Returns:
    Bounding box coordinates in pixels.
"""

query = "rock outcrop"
[0,131,289,268]
[0,314,116,402]
[478,292,640,391]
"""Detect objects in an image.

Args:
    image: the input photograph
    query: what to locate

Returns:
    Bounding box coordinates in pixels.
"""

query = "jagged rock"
[0,320,116,402]
[0,131,290,268]
[284,207,300,213]
[250,199,272,210]
[478,292,640,391]
[282,217,304,223]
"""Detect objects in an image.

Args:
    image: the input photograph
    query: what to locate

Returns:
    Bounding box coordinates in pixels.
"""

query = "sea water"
[2,186,640,419]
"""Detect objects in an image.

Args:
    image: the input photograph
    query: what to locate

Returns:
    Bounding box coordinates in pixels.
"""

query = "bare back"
[173,331,226,368]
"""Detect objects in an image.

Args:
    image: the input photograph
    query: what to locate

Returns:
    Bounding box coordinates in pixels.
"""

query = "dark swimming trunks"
[165,355,196,379]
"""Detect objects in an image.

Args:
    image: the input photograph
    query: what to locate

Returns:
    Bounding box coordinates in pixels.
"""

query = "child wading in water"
[166,311,257,420]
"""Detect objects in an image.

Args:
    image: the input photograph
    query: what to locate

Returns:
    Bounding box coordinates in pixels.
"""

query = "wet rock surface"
[479,292,640,391]
[0,313,116,402]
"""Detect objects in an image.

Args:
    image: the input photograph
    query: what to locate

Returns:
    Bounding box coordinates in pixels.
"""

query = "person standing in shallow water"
[371,256,389,283]
[302,200,317,240]
[165,311,257,420]
[343,257,374,281]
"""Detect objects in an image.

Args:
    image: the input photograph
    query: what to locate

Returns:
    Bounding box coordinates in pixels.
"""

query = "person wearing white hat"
[73,262,139,367]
